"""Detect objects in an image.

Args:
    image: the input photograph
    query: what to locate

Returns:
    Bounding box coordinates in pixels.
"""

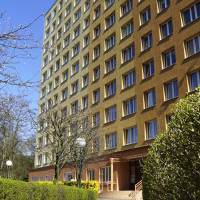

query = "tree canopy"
[142,87,200,200]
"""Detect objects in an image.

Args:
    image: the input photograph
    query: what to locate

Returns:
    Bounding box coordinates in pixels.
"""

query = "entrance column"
[111,158,114,191]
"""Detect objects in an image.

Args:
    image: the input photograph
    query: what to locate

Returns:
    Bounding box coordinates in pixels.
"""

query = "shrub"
[0,178,98,200]
[63,181,99,191]
[142,87,200,200]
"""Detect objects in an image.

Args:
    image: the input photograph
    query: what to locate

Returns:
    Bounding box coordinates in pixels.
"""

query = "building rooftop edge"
[45,0,58,16]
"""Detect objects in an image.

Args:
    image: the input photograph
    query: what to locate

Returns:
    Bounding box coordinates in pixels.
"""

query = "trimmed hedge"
[0,178,98,200]
[37,181,99,191]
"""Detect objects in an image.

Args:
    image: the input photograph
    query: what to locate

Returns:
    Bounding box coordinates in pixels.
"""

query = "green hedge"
[37,181,99,191]
[0,178,98,200]
[63,181,99,191]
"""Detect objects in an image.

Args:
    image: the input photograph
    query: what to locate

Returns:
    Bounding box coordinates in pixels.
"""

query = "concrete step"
[98,191,136,200]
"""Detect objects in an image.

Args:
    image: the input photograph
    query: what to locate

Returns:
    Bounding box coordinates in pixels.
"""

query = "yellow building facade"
[29,0,200,191]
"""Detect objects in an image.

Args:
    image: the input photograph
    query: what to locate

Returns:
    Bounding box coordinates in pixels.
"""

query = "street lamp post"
[6,160,12,179]
[76,138,86,188]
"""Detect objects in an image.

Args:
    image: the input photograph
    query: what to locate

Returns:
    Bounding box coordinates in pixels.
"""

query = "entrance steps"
[98,191,136,200]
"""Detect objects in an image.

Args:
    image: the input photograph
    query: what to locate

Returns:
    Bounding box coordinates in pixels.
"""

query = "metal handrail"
[135,180,142,196]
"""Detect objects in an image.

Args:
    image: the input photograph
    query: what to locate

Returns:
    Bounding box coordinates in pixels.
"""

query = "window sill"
[92,78,100,84]
[104,68,116,78]
[70,92,78,98]
[142,105,156,112]
[93,56,100,62]
[160,63,175,73]
[81,85,88,91]
[120,9,132,21]
[61,98,67,103]
[120,32,133,44]
[91,101,99,107]
[104,3,114,13]
[103,93,116,101]
[104,120,116,126]
[104,45,115,54]
[120,57,134,68]
[121,112,136,120]
[71,71,78,78]
[141,75,153,83]
[183,51,200,63]
[180,17,200,32]
[139,20,150,30]
[158,34,173,45]
[156,6,170,18]
[93,35,100,42]
[140,46,152,56]
[105,147,117,151]
[164,96,178,103]
[121,84,135,93]
[122,142,137,147]
[104,23,115,33]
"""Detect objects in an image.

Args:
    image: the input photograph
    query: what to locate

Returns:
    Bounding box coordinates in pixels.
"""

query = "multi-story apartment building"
[29,0,200,191]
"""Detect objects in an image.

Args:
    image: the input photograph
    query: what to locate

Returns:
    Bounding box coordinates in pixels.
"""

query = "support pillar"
[111,158,114,191]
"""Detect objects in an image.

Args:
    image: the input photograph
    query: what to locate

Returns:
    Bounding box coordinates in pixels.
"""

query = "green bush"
[63,181,99,191]
[142,87,200,200]
[0,178,98,200]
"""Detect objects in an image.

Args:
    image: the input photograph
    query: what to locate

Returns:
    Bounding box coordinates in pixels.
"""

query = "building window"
[121,21,133,39]
[58,14,63,24]
[146,120,158,140]
[123,70,136,89]
[63,52,69,65]
[105,13,115,29]
[59,0,63,9]
[65,4,72,16]
[105,0,114,9]
[82,96,88,109]
[53,8,57,18]
[74,9,81,22]
[64,35,70,48]
[42,72,47,83]
[160,20,173,40]
[82,74,89,87]
[189,70,200,91]
[65,19,71,32]
[49,67,53,77]
[94,24,101,39]
[85,0,90,12]
[44,57,48,67]
[74,25,80,39]
[94,45,100,59]
[93,89,100,103]
[62,70,69,82]
[47,99,52,109]
[87,169,95,181]
[62,107,68,118]
[182,2,200,26]
[38,137,43,147]
[64,172,72,181]
[83,53,89,67]
[71,101,78,114]
[41,87,46,97]
[56,60,60,71]
[93,112,100,127]
[143,60,154,79]
[105,106,116,123]
[40,103,45,113]
[105,56,116,73]
[93,137,100,152]
[84,34,90,47]
[71,81,79,94]
[185,35,200,58]
[46,175,51,182]
[84,16,90,29]
[44,153,48,164]
[144,89,156,108]
[142,33,152,51]
[164,80,178,100]
[32,177,37,182]
[123,97,137,116]
[46,15,51,26]
[54,94,58,105]
[56,43,61,55]
[122,44,135,63]
[57,29,62,39]
[62,88,68,100]
[74,0,81,6]
[121,0,133,17]
[73,43,80,57]
[94,6,101,20]
[45,29,50,39]
[158,0,170,13]
[105,34,116,51]
[93,66,100,80]
[101,167,111,182]
[124,126,138,145]
[166,115,173,127]
[105,80,116,97]
[37,155,42,165]
[162,49,176,69]
[106,133,117,149]
[140,7,151,25]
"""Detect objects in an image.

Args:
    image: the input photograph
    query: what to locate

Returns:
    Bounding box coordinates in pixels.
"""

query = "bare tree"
[36,107,102,186]
[0,12,44,89]
[0,93,36,179]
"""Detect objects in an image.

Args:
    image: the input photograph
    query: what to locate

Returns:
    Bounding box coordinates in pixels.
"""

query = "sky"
[1,0,56,110]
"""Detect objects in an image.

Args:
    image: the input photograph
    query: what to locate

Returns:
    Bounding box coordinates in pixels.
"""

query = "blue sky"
[1,0,56,110]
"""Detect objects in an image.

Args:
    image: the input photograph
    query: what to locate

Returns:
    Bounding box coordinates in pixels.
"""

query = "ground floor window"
[87,169,95,180]
[32,176,37,182]
[64,172,72,181]
[101,166,111,182]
